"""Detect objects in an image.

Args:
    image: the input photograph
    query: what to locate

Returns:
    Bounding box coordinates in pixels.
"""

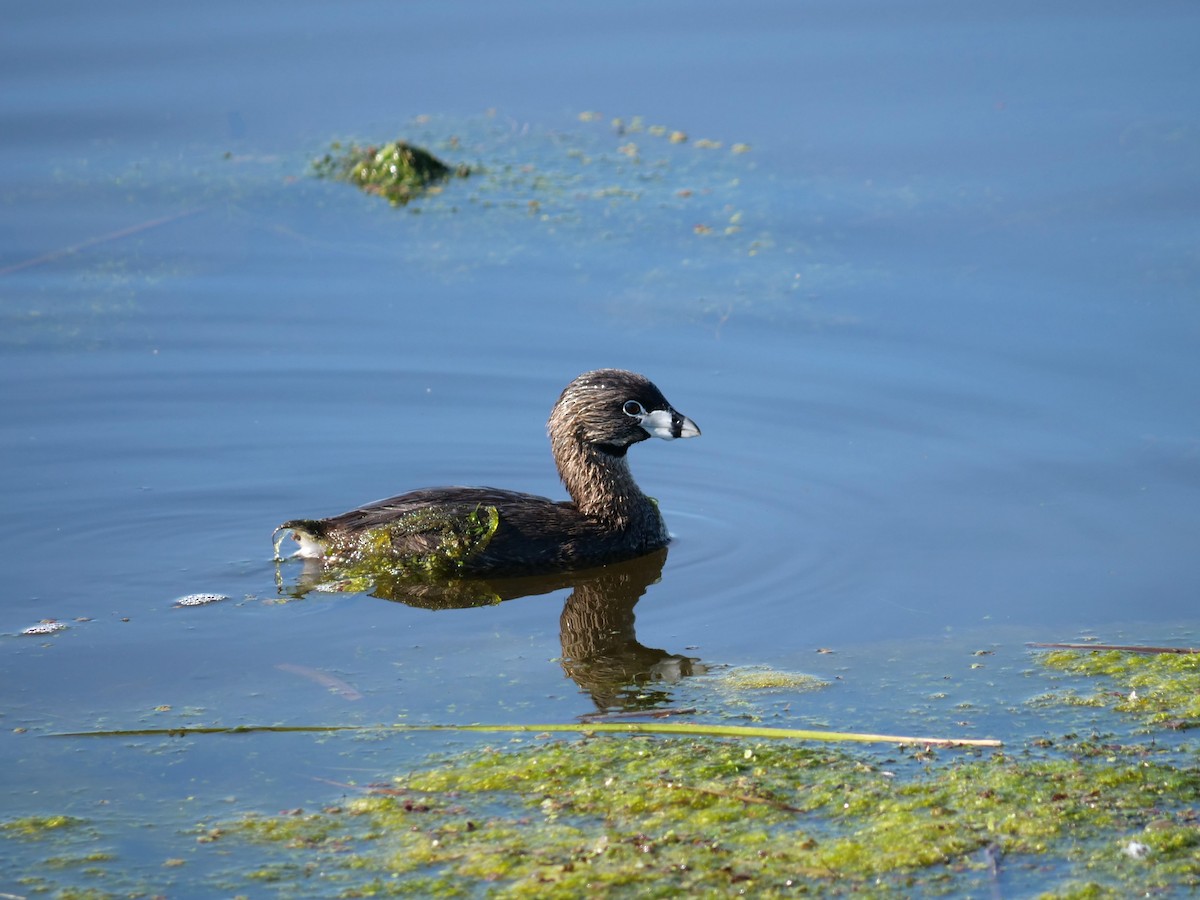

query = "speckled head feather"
[548,369,698,455]
[547,369,699,522]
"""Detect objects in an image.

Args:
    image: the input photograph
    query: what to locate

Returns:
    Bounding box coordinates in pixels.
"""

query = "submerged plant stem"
[0,207,206,276]
[49,720,1001,747]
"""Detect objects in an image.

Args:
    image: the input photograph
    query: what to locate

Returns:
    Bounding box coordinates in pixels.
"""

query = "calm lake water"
[3,0,1198,894]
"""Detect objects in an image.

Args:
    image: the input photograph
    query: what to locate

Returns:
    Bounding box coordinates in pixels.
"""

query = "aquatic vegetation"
[213,736,1200,896]
[40,850,116,868]
[357,505,501,576]
[1034,647,1200,730]
[713,665,831,692]
[193,646,1200,895]
[6,110,798,355]
[0,815,88,838]
[51,719,998,747]
[11,641,1200,896]
[311,504,503,599]
[274,503,506,601]
[312,139,470,205]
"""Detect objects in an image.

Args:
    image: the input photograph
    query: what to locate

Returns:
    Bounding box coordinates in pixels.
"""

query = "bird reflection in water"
[277,547,704,712]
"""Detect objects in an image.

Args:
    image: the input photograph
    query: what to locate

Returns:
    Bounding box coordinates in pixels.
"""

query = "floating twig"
[48,721,1001,747]
[1028,642,1199,655]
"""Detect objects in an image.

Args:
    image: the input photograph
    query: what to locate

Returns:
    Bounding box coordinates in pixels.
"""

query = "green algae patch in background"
[2,109,832,353]
[300,111,840,329]
[210,735,1200,897]
[312,139,471,206]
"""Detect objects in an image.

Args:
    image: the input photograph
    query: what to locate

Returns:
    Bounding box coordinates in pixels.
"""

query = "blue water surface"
[2,0,1198,894]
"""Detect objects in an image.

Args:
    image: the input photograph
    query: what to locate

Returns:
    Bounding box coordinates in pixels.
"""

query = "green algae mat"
[211,735,1198,898]
[212,645,1200,897]
[312,139,470,206]
[8,643,1198,897]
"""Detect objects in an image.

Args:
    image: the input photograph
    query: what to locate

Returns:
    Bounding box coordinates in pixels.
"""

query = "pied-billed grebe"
[274,369,700,578]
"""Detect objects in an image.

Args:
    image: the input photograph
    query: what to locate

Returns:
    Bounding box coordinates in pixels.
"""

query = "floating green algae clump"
[1036,648,1200,730]
[216,736,1200,897]
[312,139,469,205]
[279,504,503,601]
[715,665,831,692]
[0,815,88,839]
[328,504,500,590]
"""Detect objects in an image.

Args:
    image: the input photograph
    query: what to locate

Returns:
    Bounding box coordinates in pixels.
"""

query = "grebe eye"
[622,400,645,417]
